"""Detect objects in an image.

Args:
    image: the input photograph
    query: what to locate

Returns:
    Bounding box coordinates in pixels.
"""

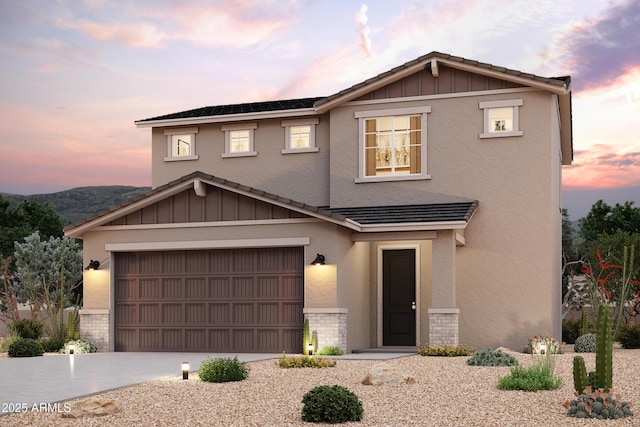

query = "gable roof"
[65,171,478,238]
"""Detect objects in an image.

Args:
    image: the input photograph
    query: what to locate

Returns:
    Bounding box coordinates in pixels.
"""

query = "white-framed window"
[164,127,199,161]
[355,106,431,182]
[221,122,258,158]
[281,118,319,154]
[479,99,523,138]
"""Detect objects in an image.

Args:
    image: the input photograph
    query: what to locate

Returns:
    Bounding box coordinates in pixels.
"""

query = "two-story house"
[66,52,572,354]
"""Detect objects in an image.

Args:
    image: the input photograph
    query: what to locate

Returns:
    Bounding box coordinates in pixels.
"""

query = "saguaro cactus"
[303,318,310,355]
[594,303,613,392]
[579,310,589,336]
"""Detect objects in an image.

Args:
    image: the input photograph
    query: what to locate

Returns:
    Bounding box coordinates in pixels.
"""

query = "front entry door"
[382,249,416,346]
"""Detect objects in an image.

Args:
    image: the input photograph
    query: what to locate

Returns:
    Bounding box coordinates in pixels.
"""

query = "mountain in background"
[1,186,151,224]
[562,185,640,221]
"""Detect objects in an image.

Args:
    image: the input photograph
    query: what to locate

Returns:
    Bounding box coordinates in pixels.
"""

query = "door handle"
[411,301,416,310]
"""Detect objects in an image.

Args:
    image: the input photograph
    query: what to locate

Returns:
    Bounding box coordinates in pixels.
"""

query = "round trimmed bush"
[617,324,640,349]
[466,348,518,366]
[11,319,44,340]
[198,356,249,383]
[8,338,44,357]
[40,338,65,353]
[301,384,363,423]
[574,333,596,353]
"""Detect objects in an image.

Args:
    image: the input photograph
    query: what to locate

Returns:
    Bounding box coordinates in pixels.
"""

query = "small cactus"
[572,356,589,395]
[594,304,613,392]
[303,318,310,355]
[579,310,590,336]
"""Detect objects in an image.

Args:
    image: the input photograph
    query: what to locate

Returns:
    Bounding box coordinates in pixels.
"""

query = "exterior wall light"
[311,254,325,265]
[182,361,190,380]
[85,260,100,270]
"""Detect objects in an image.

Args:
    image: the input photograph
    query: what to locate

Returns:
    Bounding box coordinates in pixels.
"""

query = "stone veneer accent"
[428,308,459,346]
[303,308,348,353]
[79,309,110,352]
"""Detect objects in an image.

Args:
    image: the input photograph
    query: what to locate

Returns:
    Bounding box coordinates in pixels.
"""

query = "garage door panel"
[140,279,161,299]
[115,247,303,352]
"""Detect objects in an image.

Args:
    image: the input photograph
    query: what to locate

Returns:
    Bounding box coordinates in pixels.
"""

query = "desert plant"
[562,317,581,344]
[40,337,64,353]
[579,310,591,336]
[66,310,80,341]
[10,318,44,340]
[1,334,18,352]
[418,344,474,357]
[594,303,613,392]
[277,353,336,368]
[59,339,97,354]
[466,348,518,366]
[316,345,343,356]
[574,333,596,353]
[8,338,44,357]
[617,323,640,349]
[301,385,363,423]
[303,318,311,355]
[497,363,563,391]
[198,356,249,383]
[528,335,562,354]
[573,356,590,395]
[564,388,633,419]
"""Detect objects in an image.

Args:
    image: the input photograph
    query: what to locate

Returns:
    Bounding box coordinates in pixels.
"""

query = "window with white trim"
[164,127,199,161]
[221,122,258,157]
[355,107,431,182]
[479,99,523,138]
[281,118,319,154]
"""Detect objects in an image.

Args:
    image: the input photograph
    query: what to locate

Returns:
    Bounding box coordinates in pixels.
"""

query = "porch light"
[307,342,314,356]
[69,343,75,355]
[182,361,190,380]
[85,260,100,270]
[311,254,325,265]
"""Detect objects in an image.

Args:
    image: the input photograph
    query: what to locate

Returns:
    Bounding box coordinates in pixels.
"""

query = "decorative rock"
[362,363,415,386]
[62,398,118,418]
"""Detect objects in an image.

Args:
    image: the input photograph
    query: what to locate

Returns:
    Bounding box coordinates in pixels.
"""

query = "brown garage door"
[114,247,304,352]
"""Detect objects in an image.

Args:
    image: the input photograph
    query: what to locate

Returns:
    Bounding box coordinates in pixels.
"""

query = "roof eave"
[135,107,319,128]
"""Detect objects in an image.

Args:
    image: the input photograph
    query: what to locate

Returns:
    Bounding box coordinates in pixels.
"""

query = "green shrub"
[1,335,18,352]
[316,345,343,356]
[418,344,474,356]
[617,324,640,349]
[466,348,519,366]
[8,338,44,357]
[10,319,44,340]
[59,339,97,354]
[277,353,337,368]
[574,333,597,353]
[562,318,581,344]
[301,385,363,423]
[497,364,563,391]
[198,356,249,383]
[40,338,65,353]
[564,389,633,419]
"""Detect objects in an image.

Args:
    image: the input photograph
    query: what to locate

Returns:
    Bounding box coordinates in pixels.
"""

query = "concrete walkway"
[0,351,414,411]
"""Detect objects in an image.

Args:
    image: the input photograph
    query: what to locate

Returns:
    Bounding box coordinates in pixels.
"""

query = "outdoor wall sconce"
[182,361,190,380]
[69,343,75,355]
[311,254,325,265]
[307,342,314,356]
[85,260,100,270]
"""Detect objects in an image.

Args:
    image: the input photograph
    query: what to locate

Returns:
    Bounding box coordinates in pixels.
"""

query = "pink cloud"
[563,146,640,190]
[62,20,165,48]
[355,4,373,58]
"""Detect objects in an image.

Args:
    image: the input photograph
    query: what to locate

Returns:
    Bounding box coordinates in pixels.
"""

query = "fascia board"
[135,108,318,128]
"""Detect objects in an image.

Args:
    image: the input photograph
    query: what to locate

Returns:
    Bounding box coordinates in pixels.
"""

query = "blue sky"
[0,0,638,217]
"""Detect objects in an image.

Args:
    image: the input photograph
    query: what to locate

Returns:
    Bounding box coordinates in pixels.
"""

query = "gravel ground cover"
[2,349,640,426]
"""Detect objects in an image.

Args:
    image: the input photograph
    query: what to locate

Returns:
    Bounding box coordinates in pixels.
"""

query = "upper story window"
[479,99,524,138]
[221,122,258,158]
[281,118,320,154]
[355,106,431,182]
[164,127,199,161]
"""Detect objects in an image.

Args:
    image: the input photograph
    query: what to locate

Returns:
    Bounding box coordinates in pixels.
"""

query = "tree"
[0,196,64,259]
[579,200,640,243]
[12,232,83,340]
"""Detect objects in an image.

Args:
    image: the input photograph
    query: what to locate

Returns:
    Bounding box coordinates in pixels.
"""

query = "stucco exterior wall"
[150,115,331,207]
[324,90,562,350]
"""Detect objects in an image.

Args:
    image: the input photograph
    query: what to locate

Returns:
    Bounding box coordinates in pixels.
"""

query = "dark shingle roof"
[137,97,324,123]
[326,202,478,224]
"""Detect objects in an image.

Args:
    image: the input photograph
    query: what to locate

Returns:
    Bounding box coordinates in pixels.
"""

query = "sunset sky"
[1,1,638,218]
